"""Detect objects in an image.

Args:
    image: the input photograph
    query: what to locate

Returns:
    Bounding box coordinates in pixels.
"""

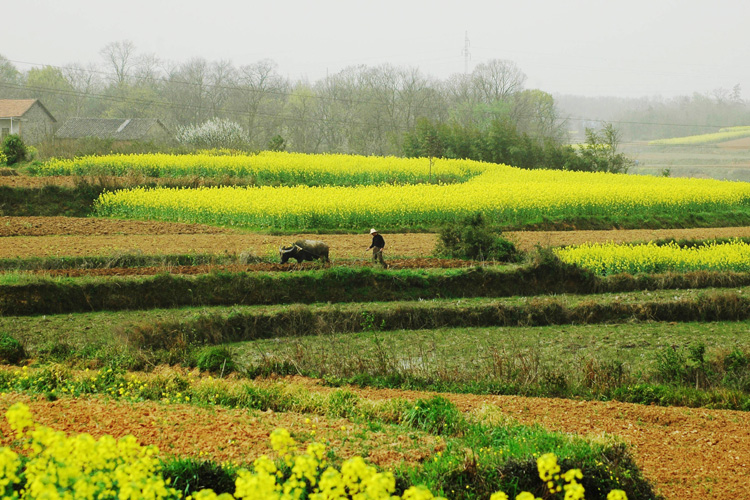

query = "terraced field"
[4,152,750,499]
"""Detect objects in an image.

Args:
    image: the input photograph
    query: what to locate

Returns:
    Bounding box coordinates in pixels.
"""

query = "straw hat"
[370,228,378,234]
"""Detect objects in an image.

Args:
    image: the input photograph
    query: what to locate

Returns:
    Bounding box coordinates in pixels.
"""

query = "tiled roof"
[0,99,43,118]
[55,118,169,140]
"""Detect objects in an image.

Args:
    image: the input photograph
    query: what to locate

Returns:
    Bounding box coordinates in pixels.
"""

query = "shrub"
[26,145,38,161]
[196,346,237,375]
[436,212,518,262]
[162,457,237,496]
[2,134,27,165]
[0,332,26,364]
[402,395,466,436]
[267,134,286,152]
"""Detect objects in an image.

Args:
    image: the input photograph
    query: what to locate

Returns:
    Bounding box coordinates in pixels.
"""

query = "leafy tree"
[576,123,634,173]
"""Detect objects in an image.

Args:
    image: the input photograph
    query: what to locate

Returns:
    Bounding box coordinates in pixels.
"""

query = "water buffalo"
[279,239,330,264]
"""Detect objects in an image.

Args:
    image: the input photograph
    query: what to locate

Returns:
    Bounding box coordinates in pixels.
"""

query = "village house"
[0,99,57,144]
[55,118,172,144]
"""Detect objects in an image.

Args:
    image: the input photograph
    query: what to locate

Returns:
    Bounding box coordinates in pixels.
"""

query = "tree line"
[3,41,744,170]
[0,41,563,158]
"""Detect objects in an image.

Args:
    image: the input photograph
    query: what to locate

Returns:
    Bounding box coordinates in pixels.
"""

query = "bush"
[267,134,286,152]
[2,134,27,165]
[161,457,237,496]
[0,332,26,364]
[436,212,518,261]
[402,395,466,436]
[196,346,237,375]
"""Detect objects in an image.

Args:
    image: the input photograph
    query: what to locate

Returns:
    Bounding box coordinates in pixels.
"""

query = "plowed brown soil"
[0,393,440,471]
[1,377,748,499]
[0,216,234,236]
[0,175,77,188]
[4,217,750,262]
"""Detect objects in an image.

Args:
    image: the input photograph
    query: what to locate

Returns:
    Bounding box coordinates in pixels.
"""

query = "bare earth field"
[4,217,750,261]
[1,377,748,499]
[0,175,77,188]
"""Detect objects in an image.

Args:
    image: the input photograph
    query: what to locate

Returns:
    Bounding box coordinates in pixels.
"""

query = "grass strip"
[0,252,258,271]
[0,245,744,315]
[3,290,750,410]
[5,254,750,315]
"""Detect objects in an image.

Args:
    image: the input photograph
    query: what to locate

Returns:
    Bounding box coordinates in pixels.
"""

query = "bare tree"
[62,63,103,117]
[471,59,527,103]
[285,82,321,152]
[232,59,287,147]
[207,59,236,118]
[100,40,136,86]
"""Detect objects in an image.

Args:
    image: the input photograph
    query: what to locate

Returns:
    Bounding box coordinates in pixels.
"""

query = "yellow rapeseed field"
[554,240,750,275]
[92,153,750,229]
[37,151,483,185]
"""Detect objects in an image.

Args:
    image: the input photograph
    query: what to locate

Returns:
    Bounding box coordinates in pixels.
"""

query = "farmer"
[367,228,388,268]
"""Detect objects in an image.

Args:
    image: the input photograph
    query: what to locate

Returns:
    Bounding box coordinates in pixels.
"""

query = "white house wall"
[0,118,21,136]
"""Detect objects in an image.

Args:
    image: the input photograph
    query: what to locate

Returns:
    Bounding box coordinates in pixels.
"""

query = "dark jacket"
[369,234,385,249]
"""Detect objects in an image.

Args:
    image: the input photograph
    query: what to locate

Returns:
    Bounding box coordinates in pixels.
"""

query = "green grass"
[0,185,105,217]
[3,286,750,409]
[235,319,750,380]
[0,252,265,272]
[2,287,750,358]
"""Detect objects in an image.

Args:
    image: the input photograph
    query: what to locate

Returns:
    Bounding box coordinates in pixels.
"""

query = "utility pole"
[462,31,471,74]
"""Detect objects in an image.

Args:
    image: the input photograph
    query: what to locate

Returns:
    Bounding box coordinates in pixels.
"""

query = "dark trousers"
[372,247,387,267]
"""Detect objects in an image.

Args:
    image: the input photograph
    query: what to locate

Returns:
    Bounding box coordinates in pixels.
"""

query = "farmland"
[3,151,750,499]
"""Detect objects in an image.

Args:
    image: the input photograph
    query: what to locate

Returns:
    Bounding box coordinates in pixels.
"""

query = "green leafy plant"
[402,395,466,436]
[267,134,286,152]
[436,212,518,261]
[161,457,238,496]
[2,134,27,165]
[196,346,237,375]
[0,332,26,364]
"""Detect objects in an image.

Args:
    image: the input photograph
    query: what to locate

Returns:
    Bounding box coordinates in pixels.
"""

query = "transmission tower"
[462,31,471,74]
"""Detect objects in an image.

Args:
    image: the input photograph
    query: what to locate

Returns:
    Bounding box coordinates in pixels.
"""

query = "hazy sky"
[3,0,748,99]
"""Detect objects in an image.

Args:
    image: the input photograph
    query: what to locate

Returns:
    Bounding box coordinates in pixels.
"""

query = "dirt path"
[1,378,748,499]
